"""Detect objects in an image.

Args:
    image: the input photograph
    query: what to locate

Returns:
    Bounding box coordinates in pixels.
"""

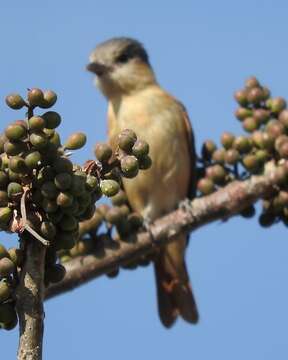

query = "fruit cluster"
[59,130,152,271]
[198,76,288,225]
[0,89,151,331]
[0,245,22,330]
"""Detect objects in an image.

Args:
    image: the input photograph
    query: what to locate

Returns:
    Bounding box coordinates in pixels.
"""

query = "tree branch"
[45,165,280,300]
[16,235,46,360]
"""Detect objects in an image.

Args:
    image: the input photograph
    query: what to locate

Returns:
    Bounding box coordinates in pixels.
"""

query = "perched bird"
[87,37,198,327]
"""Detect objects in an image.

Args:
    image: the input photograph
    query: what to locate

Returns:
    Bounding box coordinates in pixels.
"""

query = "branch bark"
[16,235,46,360]
[45,165,280,300]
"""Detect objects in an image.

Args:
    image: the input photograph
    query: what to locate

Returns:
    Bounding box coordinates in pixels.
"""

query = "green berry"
[41,181,58,199]
[279,109,288,128]
[8,248,23,267]
[212,149,226,164]
[0,191,8,207]
[245,76,260,89]
[243,117,258,132]
[118,129,137,152]
[5,93,25,110]
[269,97,287,113]
[5,124,26,141]
[201,140,217,159]
[9,156,27,173]
[30,132,48,149]
[100,179,120,197]
[233,136,252,153]
[0,303,17,324]
[25,151,41,169]
[94,143,112,162]
[225,149,240,165]
[139,155,152,170]
[7,183,23,199]
[56,192,74,207]
[197,178,215,195]
[132,140,149,158]
[85,175,98,192]
[39,90,57,108]
[247,87,264,104]
[0,257,15,277]
[53,157,73,173]
[42,111,61,129]
[235,107,253,121]
[110,190,128,206]
[221,132,235,149]
[65,132,87,150]
[0,280,11,302]
[28,88,44,106]
[54,173,72,190]
[28,116,46,131]
[121,155,139,178]
[234,89,248,106]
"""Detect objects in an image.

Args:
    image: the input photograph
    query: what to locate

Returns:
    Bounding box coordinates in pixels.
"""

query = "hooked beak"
[86,62,110,76]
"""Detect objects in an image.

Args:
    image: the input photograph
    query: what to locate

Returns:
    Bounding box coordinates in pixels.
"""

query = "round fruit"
[0,303,17,324]
[85,175,98,192]
[139,155,152,170]
[7,182,23,198]
[0,280,11,302]
[120,155,139,178]
[9,156,27,173]
[0,245,8,260]
[30,132,48,149]
[25,151,41,169]
[8,247,23,267]
[40,90,57,108]
[201,140,216,159]
[65,132,87,150]
[100,179,120,197]
[5,93,25,109]
[221,132,235,149]
[132,140,149,158]
[94,143,112,162]
[0,257,15,277]
[42,111,61,129]
[54,173,72,190]
[5,124,26,141]
[118,129,137,152]
[28,116,45,131]
[53,157,73,173]
[197,178,215,195]
[28,88,44,106]
[56,192,74,208]
[41,181,58,199]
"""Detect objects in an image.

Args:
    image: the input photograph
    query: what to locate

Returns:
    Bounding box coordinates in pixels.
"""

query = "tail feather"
[154,239,198,327]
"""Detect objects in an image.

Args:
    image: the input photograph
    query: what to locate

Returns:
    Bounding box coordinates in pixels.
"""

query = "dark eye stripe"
[116,43,149,64]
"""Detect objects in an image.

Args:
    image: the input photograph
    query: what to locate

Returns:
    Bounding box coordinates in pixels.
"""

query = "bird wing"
[176,100,197,199]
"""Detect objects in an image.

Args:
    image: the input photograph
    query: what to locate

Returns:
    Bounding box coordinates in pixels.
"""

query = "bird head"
[87,37,156,98]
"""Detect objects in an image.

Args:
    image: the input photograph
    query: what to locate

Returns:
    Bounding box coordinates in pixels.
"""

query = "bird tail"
[154,234,198,328]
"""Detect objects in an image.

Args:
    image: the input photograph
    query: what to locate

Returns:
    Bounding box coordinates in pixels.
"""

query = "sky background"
[1,1,288,359]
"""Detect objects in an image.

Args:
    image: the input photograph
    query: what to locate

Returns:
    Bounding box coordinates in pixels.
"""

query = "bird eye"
[116,53,130,63]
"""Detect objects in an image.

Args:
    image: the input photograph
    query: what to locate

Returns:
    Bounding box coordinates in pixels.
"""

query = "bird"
[87,37,198,327]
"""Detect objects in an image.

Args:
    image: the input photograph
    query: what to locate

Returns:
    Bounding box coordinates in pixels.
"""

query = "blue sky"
[1,1,288,359]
